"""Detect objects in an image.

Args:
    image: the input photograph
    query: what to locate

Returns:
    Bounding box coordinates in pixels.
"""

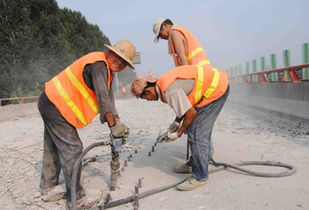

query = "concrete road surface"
[0,99,308,210]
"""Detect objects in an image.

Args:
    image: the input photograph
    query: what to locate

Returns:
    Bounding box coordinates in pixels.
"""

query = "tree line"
[0,0,135,103]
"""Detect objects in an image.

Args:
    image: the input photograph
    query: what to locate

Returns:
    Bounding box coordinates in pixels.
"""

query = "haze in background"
[56,0,309,76]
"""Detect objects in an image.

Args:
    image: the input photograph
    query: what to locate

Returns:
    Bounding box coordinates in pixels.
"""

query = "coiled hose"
[70,142,297,209]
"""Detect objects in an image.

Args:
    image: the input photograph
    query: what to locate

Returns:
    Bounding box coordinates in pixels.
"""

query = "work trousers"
[38,91,85,202]
[186,86,229,180]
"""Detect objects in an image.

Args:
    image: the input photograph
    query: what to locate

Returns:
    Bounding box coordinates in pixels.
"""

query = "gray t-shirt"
[156,79,194,118]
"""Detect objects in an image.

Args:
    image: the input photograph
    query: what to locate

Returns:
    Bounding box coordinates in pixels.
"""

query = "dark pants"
[186,86,229,180]
[38,91,85,201]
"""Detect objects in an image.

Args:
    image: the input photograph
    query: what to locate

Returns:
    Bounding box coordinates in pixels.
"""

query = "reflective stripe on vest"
[195,66,220,104]
[52,77,87,126]
[195,65,204,103]
[187,47,203,61]
[204,68,220,98]
[197,59,211,66]
[64,67,99,114]
[187,48,211,66]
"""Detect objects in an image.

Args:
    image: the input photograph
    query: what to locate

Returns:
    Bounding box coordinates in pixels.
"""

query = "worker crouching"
[38,40,136,208]
[131,65,229,191]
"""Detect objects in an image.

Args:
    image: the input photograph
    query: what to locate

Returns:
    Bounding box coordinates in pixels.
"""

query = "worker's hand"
[156,131,168,143]
[165,132,179,142]
[168,121,180,133]
[157,131,179,143]
[110,122,129,138]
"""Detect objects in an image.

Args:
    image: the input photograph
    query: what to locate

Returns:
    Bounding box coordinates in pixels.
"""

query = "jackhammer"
[70,133,127,210]
[110,134,127,191]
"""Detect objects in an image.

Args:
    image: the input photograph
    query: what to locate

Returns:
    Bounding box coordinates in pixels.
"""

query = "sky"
[56,0,309,76]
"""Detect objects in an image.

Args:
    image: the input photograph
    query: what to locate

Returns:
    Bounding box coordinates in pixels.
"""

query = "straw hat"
[104,40,136,69]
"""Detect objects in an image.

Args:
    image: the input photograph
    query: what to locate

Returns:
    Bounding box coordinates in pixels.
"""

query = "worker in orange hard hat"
[131,64,229,191]
[152,18,212,68]
[38,40,136,208]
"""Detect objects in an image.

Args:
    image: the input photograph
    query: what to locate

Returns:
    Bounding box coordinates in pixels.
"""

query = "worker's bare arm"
[175,116,184,123]
[177,107,197,137]
[170,30,188,66]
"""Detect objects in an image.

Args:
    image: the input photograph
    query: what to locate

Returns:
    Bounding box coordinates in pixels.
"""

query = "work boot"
[173,164,192,173]
[176,177,207,191]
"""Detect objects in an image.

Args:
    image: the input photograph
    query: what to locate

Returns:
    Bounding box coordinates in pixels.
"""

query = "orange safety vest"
[169,25,212,68]
[45,52,113,129]
[157,65,228,108]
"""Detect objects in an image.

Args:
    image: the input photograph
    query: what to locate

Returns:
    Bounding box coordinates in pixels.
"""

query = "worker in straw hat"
[38,40,136,208]
[131,64,229,191]
[152,18,212,68]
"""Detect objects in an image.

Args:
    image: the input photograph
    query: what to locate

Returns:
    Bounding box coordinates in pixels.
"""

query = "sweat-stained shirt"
[41,61,118,126]
[156,79,194,118]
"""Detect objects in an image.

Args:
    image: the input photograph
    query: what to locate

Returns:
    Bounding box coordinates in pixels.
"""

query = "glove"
[156,131,179,143]
[166,132,179,142]
[110,122,129,138]
[168,121,180,133]
[156,131,168,143]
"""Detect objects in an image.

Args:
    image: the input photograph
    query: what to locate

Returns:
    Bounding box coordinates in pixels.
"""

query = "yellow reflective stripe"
[52,77,87,125]
[197,59,211,66]
[195,65,204,103]
[64,67,98,114]
[187,47,204,61]
[203,68,220,98]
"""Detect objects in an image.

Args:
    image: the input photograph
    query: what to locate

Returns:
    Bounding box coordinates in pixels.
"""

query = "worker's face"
[107,51,128,72]
[158,24,170,40]
[140,86,158,101]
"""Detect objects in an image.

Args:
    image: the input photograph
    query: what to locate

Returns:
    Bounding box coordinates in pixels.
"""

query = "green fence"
[227,43,309,81]
[303,43,309,79]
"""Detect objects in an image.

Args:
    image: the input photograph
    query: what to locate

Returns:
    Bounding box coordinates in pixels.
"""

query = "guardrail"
[226,43,309,82]
[229,64,309,84]
[0,96,39,105]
